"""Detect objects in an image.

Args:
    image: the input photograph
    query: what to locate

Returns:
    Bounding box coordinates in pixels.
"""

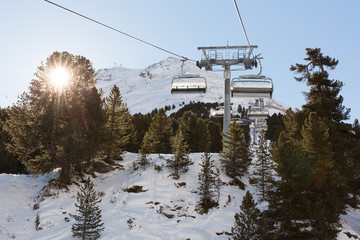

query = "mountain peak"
[96,58,287,115]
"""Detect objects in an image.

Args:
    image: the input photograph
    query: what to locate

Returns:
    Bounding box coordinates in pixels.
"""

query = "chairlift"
[171,59,207,94]
[210,106,233,118]
[211,107,224,118]
[231,74,273,98]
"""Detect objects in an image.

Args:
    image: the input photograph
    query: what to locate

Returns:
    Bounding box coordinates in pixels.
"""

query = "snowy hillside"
[96,57,287,115]
[0,153,359,239]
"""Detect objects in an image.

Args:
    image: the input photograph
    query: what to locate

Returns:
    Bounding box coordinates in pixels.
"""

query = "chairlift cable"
[44,0,195,62]
[232,0,251,50]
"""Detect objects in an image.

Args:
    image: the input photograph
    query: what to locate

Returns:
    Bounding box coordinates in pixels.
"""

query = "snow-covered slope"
[0,153,359,239]
[96,57,287,115]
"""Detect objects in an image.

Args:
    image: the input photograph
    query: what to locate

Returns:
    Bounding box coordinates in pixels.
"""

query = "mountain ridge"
[96,57,287,116]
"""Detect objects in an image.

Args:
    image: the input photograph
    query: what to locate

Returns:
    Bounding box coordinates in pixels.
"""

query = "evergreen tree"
[197,153,219,213]
[138,150,150,170]
[140,108,172,154]
[269,111,342,239]
[290,48,350,122]
[167,130,192,176]
[177,111,210,152]
[220,121,252,179]
[103,85,135,160]
[4,51,104,184]
[253,130,272,201]
[265,113,285,143]
[71,177,104,240]
[132,113,152,152]
[0,108,26,173]
[231,191,261,240]
[206,119,222,153]
[347,119,360,206]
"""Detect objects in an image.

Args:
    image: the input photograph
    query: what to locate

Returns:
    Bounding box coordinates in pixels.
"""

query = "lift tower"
[197,45,258,135]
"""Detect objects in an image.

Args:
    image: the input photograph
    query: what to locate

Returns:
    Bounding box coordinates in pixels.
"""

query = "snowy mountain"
[1,153,359,239]
[1,59,358,240]
[96,57,287,116]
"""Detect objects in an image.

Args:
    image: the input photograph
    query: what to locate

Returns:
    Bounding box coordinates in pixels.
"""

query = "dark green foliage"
[71,177,104,240]
[265,49,353,239]
[206,120,222,153]
[167,130,192,176]
[132,113,153,152]
[265,113,285,143]
[347,119,360,206]
[140,108,172,154]
[290,48,350,122]
[138,152,150,170]
[169,101,219,119]
[103,85,135,160]
[231,191,261,240]
[0,108,26,173]
[253,130,272,201]
[4,52,105,184]
[177,111,210,152]
[198,153,219,213]
[220,121,252,179]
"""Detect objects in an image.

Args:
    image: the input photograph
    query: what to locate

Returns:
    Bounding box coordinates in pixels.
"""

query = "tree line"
[0,51,225,183]
[1,49,359,239]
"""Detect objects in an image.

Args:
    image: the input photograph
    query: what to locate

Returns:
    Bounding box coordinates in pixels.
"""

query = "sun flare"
[49,66,70,89]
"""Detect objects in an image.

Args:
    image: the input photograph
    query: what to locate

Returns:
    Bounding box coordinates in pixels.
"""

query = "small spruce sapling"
[71,177,104,240]
[231,191,261,240]
[167,130,192,177]
[197,153,219,213]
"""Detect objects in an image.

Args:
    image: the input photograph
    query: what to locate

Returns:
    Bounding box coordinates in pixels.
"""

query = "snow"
[0,58,357,239]
[96,57,287,116]
[0,153,359,239]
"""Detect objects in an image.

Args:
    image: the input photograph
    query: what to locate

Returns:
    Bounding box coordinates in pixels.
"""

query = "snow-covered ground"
[0,153,359,239]
[96,57,287,116]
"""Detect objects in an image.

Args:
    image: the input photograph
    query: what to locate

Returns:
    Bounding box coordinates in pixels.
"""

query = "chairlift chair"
[231,75,273,98]
[171,60,207,94]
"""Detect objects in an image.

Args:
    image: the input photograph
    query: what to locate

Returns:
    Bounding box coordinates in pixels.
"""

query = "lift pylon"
[197,45,258,135]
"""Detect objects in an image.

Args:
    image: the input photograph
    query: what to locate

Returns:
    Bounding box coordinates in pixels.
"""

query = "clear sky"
[1,1,359,122]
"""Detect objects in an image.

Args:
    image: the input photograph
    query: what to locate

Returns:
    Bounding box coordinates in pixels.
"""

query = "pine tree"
[269,111,342,239]
[71,177,104,240]
[290,48,350,122]
[197,153,219,213]
[103,85,135,160]
[253,130,272,201]
[4,51,104,184]
[220,121,252,179]
[231,191,261,240]
[167,130,192,177]
[177,111,210,152]
[140,108,172,154]
[0,108,26,173]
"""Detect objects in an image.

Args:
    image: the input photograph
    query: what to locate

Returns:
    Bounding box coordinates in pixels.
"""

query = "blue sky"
[1,0,359,122]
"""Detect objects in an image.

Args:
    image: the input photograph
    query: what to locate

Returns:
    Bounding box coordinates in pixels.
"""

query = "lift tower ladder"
[197,45,258,135]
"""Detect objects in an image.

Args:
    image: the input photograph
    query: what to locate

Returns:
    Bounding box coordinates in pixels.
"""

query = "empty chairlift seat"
[171,74,207,94]
[231,75,273,98]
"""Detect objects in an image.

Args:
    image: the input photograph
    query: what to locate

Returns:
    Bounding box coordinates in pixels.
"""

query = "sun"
[49,66,70,89]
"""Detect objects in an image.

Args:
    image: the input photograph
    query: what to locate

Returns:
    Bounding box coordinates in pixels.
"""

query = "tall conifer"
[4,52,103,184]
[167,130,192,176]
[140,108,172,154]
[220,121,252,179]
[104,85,134,160]
[253,130,272,201]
